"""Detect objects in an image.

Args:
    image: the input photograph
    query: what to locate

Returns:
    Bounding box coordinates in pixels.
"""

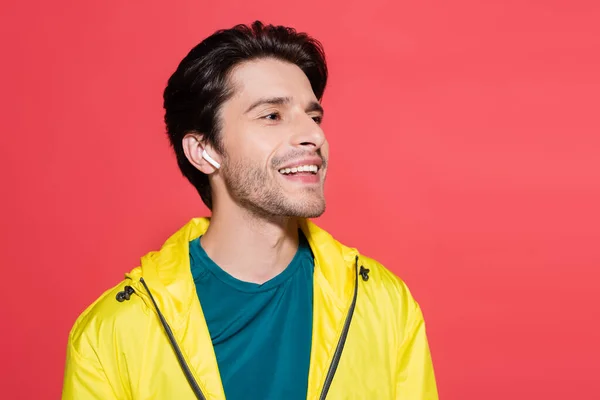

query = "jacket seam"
[132,310,153,397]
[68,336,120,398]
[395,301,424,394]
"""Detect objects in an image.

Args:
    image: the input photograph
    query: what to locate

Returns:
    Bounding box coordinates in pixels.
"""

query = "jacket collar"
[127,217,358,326]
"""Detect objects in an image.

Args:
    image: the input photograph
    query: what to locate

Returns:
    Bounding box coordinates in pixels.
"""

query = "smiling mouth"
[278,164,319,175]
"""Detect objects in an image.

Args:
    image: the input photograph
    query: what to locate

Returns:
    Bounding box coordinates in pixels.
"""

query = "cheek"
[221,123,257,159]
[224,130,280,170]
[247,129,286,164]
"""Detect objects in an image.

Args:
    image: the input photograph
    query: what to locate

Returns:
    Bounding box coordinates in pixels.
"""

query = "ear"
[182,133,221,174]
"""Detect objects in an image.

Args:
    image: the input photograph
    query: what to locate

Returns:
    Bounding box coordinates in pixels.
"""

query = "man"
[63,21,438,399]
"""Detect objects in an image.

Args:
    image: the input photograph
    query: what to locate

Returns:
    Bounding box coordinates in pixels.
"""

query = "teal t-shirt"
[189,232,314,400]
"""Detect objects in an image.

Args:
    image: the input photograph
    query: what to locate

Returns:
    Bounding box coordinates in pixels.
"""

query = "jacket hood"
[125,217,359,327]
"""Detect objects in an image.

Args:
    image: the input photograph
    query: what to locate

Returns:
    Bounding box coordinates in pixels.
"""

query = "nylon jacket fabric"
[63,218,438,399]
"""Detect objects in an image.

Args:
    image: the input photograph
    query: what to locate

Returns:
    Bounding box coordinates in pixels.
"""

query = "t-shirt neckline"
[191,231,311,293]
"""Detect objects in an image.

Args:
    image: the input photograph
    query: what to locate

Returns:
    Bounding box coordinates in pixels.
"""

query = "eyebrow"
[244,96,324,115]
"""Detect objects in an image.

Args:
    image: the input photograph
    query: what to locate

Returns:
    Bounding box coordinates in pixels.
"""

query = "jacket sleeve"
[62,334,119,399]
[396,303,439,399]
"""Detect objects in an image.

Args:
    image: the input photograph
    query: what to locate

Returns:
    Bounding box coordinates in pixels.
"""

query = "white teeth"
[278,164,319,175]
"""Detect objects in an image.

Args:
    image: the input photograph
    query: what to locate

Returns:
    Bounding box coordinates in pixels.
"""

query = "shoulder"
[68,279,150,358]
[359,255,413,298]
[357,255,424,328]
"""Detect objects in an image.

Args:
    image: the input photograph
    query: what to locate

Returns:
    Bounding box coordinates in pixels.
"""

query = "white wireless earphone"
[202,149,221,169]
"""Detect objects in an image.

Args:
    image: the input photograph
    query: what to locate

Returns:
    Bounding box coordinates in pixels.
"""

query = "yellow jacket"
[63,218,438,399]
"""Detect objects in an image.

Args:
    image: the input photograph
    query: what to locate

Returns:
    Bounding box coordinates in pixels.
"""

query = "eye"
[263,112,281,121]
[312,115,323,125]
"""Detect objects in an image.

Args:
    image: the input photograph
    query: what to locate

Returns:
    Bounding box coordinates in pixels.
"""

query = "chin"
[290,200,326,218]
[300,209,326,218]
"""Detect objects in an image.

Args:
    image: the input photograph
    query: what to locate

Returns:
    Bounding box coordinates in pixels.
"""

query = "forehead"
[227,58,317,105]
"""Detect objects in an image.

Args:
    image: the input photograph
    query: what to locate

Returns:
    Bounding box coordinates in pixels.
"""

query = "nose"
[291,113,326,150]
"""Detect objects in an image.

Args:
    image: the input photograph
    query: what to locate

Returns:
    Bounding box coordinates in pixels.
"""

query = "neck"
[200,204,300,284]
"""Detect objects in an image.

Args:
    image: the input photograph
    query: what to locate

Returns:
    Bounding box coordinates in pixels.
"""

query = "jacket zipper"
[139,278,206,400]
[318,256,360,400]
[137,256,360,400]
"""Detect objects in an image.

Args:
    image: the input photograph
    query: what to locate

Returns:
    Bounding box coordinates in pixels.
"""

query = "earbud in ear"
[202,149,221,169]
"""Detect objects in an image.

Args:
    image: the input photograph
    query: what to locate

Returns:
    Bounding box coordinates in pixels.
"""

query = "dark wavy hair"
[163,21,328,209]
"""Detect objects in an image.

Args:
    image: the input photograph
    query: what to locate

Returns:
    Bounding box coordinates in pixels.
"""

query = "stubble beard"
[222,156,326,219]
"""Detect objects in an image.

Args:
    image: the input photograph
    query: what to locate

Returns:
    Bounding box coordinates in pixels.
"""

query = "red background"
[1,1,599,398]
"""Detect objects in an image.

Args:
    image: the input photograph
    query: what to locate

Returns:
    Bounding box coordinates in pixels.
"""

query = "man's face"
[216,58,328,218]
